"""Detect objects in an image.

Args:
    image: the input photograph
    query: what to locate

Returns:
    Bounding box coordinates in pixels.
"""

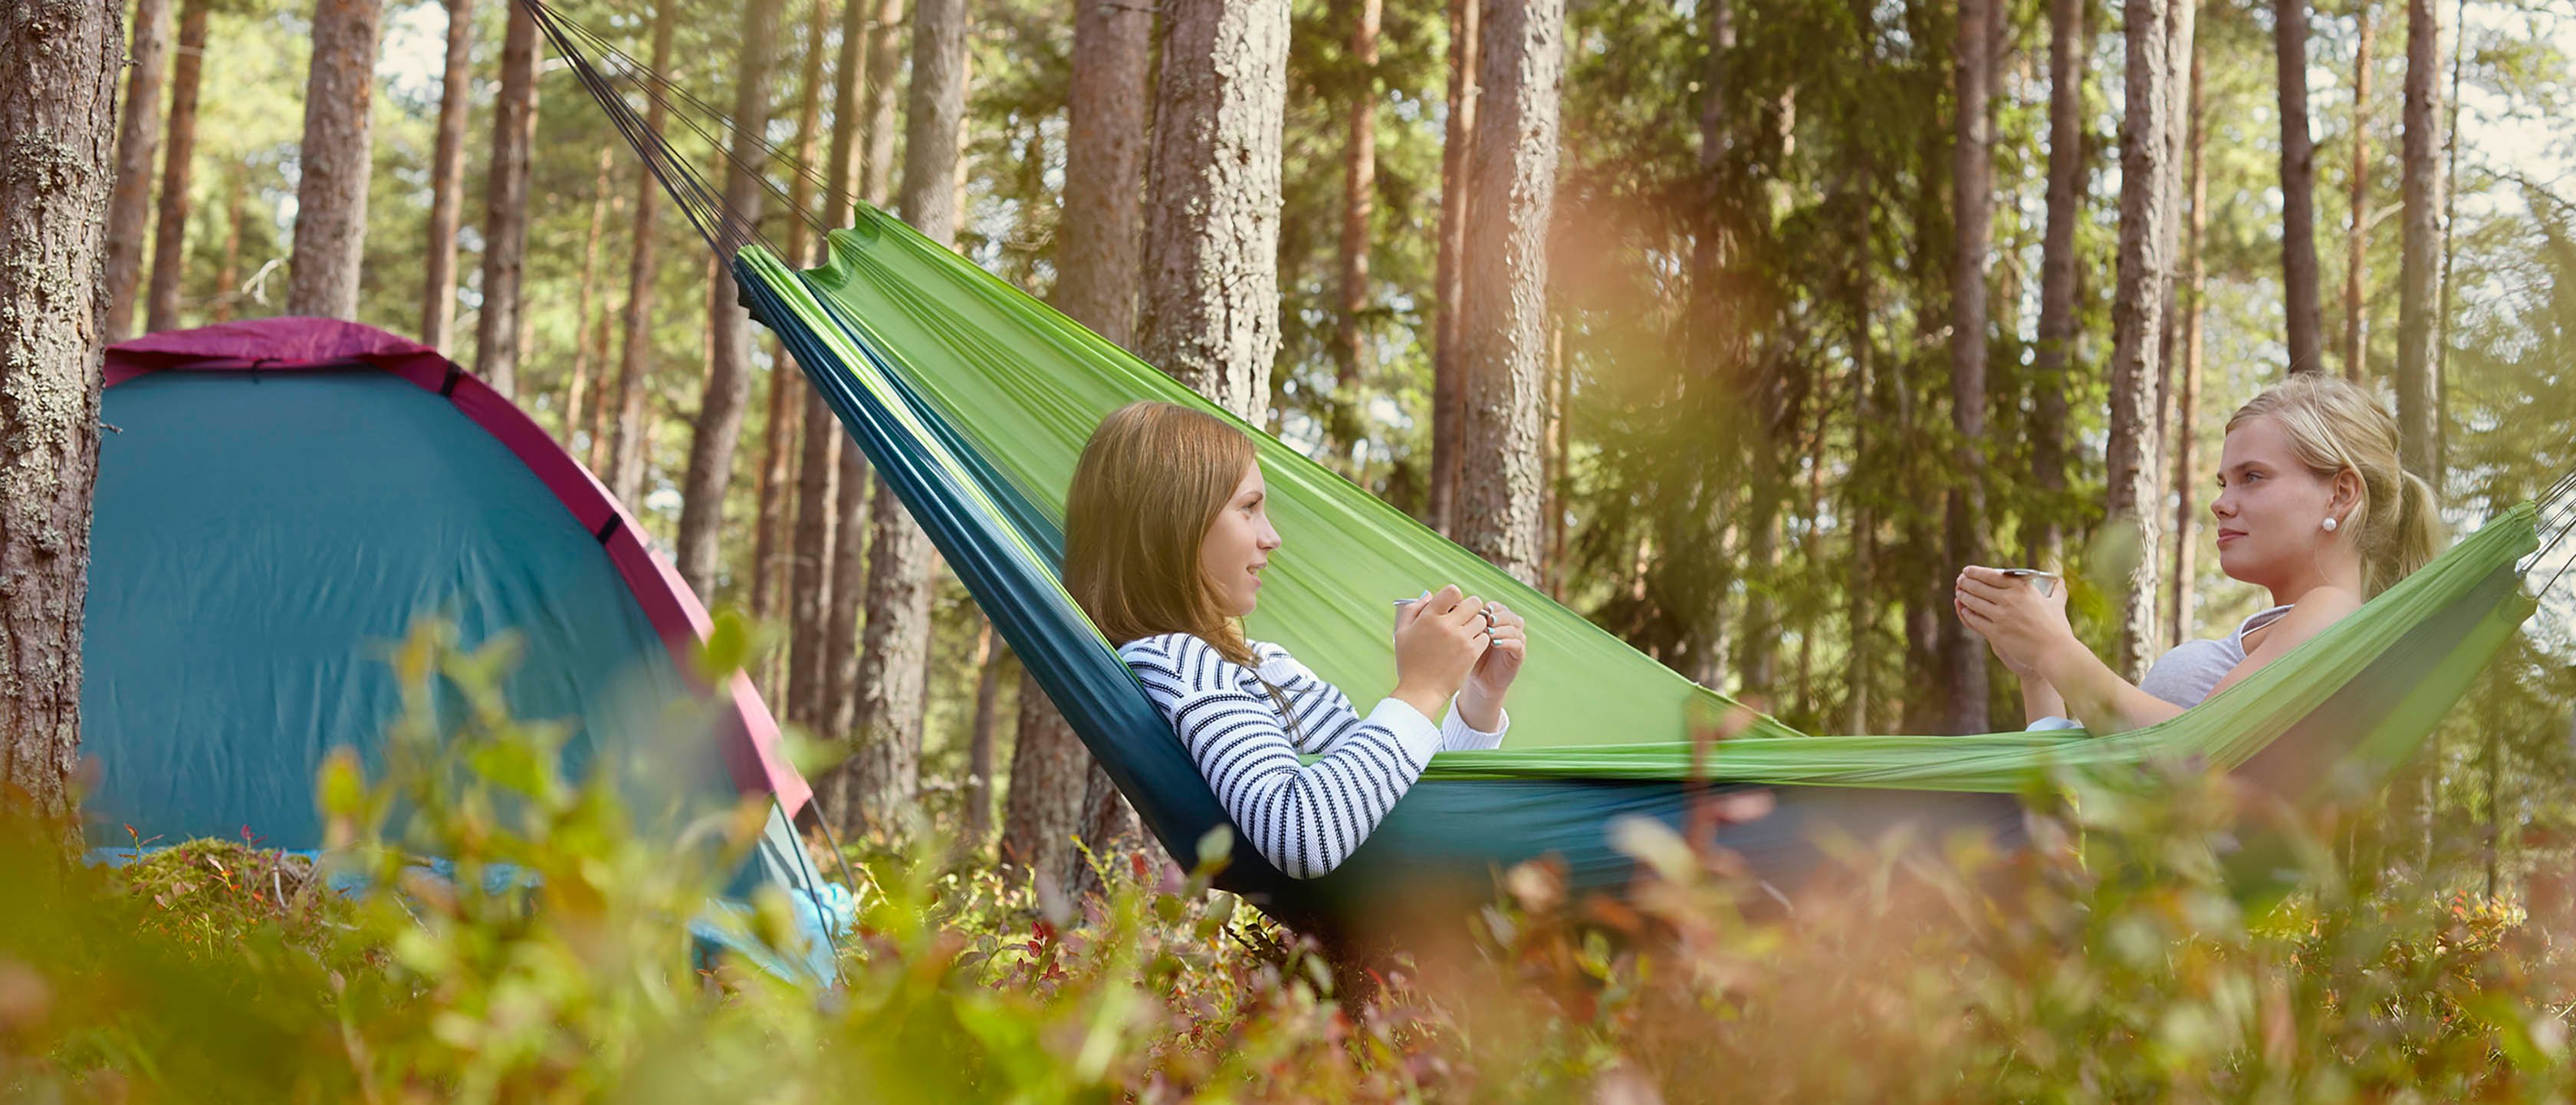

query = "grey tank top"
[2135,604,2295,708]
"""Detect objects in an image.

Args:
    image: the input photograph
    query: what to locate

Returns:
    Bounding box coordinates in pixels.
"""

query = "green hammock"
[720,202,2545,924]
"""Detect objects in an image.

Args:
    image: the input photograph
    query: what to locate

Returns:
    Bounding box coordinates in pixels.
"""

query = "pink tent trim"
[104,317,813,817]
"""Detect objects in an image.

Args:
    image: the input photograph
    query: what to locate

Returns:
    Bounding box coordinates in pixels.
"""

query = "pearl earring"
[2321,517,2339,533]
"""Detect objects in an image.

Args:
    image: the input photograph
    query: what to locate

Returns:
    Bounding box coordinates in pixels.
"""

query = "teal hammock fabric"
[729,209,2544,923]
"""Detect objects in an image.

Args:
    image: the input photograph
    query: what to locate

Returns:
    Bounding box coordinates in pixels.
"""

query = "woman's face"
[1201,460,1283,618]
[2210,415,2347,587]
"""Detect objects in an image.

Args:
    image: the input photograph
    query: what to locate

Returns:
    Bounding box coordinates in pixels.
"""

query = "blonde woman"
[1062,401,1528,879]
[1958,375,2444,733]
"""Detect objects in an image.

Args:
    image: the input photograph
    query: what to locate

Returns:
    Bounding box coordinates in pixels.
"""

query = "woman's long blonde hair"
[1064,401,1262,666]
[2227,375,2444,597]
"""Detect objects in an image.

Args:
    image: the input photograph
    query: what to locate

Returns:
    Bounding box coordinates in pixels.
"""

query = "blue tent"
[84,317,842,980]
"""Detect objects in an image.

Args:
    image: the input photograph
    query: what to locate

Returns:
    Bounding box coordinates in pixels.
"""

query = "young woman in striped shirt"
[1063,400,1528,878]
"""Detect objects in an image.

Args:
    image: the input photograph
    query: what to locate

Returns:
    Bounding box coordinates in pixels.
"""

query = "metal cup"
[1999,567,2060,597]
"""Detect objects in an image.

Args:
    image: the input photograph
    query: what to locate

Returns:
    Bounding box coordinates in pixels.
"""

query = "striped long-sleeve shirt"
[1118,631,1508,878]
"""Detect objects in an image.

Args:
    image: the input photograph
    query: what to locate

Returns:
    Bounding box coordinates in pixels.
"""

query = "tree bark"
[2107,0,2180,678]
[212,168,242,321]
[964,622,1001,846]
[860,0,903,210]
[838,0,966,834]
[472,1,539,398]
[816,0,903,753]
[2027,0,2084,570]
[1545,317,1568,600]
[1696,0,1769,696]
[1000,0,1154,890]
[1055,0,1151,349]
[751,0,833,646]
[672,0,787,597]
[562,146,615,442]
[788,0,872,728]
[1454,0,1562,587]
[422,0,475,352]
[143,0,206,334]
[1137,0,1291,421]
[1327,0,1381,460]
[606,0,679,504]
[1428,0,1478,534]
[104,0,171,342]
[2395,0,2442,479]
[2169,43,2206,646]
[2344,0,2374,379]
[0,0,120,835]
[1842,192,1877,736]
[2276,0,2326,373]
[1944,0,1996,733]
[285,0,383,320]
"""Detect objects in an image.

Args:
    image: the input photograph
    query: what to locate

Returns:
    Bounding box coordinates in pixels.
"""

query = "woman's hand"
[1953,566,2074,678]
[1392,584,1491,718]
[1465,600,1526,701]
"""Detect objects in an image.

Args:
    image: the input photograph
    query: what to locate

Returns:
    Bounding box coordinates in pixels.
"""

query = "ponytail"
[2374,469,2445,597]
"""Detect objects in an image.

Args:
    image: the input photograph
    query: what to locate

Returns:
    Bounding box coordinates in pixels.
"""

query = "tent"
[83,317,840,978]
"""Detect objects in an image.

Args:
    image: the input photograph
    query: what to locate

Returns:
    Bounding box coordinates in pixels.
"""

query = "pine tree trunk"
[2170,44,2206,646]
[2027,0,2083,570]
[1687,0,1744,687]
[1455,0,1562,587]
[1944,0,1996,734]
[1842,224,1876,735]
[840,0,967,834]
[964,622,1001,846]
[860,0,903,208]
[0,0,120,837]
[104,0,171,342]
[2434,0,2460,476]
[2344,0,2374,379]
[562,147,614,442]
[672,0,789,597]
[472,1,539,398]
[2276,0,2325,373]
[1428,0,1478,534]
[751,3,833,643]
[422,0,474,352]
[1054,0,1150,347]
[2395,0,2442,480]
[285,0,383,320]
[212,168,242,321]
[2106,0,2180,678]
[788,0,871,728]
[1798,386,1824,713]
[142,0,206,334]
[2155,0,2194,654]
[1545,317,1568,600]
[1000,0,1152,891]
[816,0,904,752]
[1327,0,1380,460]
[1138,0,1291,422]
[607,0,679,505]
[788,389,842,725]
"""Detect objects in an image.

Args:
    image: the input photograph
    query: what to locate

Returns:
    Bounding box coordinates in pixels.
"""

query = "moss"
[106,840,363,969]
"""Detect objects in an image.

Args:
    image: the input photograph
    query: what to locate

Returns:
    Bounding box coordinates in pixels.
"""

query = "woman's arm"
[1124,635,1444,878]
[2019,676,2069,728]
[2029,646,2187,734]
[1263,643,1509,752]
[1959,567,2182,733]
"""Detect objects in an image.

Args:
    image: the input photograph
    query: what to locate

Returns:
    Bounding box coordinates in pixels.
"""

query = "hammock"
[527,6,2565,927]
[724,210,2556,926]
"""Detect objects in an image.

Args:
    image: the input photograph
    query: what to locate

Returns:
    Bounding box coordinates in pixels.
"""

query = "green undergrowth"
[5,620,2574,1102]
